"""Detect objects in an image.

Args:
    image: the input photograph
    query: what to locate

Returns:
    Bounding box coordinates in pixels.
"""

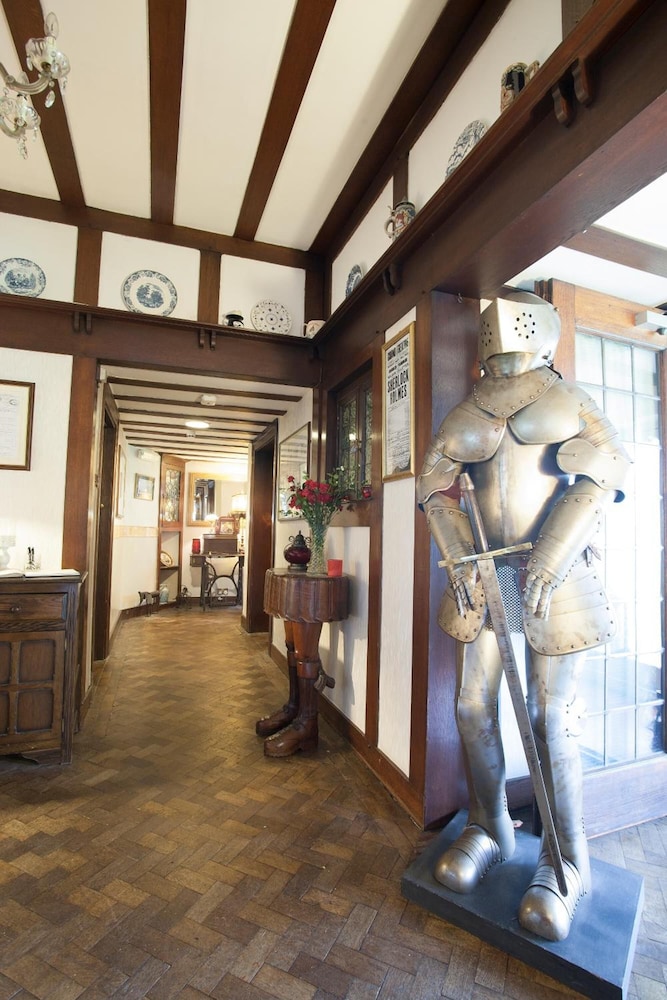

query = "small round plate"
[160,551,173,567]
[121,270,177,316]
[250,300,292,335]
[0,257,46,297]
[345,264,363,297]
[446,119,487,177]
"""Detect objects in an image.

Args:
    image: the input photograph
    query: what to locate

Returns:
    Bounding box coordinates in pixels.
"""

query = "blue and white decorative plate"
[0,257,46,297]
[446,119,487,176]
[121,270,177,316]
[250,300,292,335]
[345,264,363,297]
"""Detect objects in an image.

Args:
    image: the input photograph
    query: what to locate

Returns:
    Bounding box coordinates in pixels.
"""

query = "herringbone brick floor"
[0,607,664,999]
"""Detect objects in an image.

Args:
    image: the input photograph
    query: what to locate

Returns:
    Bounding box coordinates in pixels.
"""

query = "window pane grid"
[575,334,664,771]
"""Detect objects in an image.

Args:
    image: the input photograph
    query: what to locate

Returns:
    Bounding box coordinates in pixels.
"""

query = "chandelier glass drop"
[0,12,70,158]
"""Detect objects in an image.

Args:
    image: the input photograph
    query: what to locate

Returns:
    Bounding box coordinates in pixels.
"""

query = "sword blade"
[458,474,568,896]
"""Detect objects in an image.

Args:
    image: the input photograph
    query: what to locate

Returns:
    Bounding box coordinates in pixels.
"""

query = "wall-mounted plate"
[121,269,177,316]
[251,300,292,335]
[345,264,363,297]
[446,119,487,177]
[0,257,46,297]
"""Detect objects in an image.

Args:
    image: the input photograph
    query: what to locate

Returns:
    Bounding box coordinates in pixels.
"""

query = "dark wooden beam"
[565,225,667,279]
[106,376,301,403]
[0,190,323,272]
[198,250,221,324]
[2,0,84,206]
[310,0,510,257]
[233,0,337,242]
[148,0,187,224]
[114,394,287,416]
[0,295,320,387]
[74,228,102,306]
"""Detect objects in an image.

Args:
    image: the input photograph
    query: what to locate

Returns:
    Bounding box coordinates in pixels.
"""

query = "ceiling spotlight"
[199,393,217,406]
[185,419,210,429]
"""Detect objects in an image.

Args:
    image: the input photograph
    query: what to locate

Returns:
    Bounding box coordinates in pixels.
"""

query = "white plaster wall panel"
[378,475,415,776]
[50,0,150,216]
[0,13,59,200]
[256,0,446,249]
[99,233,200,320]
[331,180,393,314]
[376,309,416,775]
[320,525,369,733]
[0,213,77,302]
[410,0,561,214]
[219,256,305,339]
[0,348,71,572]
[174,0,297,235]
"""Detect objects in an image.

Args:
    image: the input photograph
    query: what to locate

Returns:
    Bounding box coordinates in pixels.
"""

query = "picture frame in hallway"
[382,323,414,481]
[278,422,310,519]
[116,446,126,518]
[0,380,34,470]
[134,473,155,501]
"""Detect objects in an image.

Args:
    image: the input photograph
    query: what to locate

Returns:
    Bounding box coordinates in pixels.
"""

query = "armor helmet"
[479,291,560,369]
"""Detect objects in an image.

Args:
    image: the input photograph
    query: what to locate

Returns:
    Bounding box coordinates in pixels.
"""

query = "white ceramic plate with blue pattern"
[446,119,487,176]
[0,257,46,297]
[121,269,177,316]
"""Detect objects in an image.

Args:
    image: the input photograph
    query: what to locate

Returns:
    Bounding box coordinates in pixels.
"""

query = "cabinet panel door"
[0,631,65,747]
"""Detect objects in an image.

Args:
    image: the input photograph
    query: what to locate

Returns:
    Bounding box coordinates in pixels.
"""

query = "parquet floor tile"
[0,607,664,998]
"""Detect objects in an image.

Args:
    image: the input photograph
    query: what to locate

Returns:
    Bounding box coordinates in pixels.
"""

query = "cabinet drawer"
[0,593,67,623]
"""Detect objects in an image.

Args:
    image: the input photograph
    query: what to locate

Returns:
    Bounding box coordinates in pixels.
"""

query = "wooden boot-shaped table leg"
[264,622,322,757]
[255,621,299,737]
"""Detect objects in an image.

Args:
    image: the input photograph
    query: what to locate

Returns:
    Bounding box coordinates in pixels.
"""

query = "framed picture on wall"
[382,323,415,481]
[0,380,35,471]
[277,423,310,519]
[134,473,155,501]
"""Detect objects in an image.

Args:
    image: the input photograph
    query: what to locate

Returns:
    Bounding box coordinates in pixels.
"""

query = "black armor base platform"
[401,811,643,999]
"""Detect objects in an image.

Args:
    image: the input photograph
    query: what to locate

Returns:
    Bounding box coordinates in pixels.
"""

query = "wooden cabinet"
[0,574,81,763]
[158,455,185,604]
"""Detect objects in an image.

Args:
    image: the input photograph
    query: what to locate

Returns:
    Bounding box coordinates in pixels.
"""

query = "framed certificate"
[382,324,414,481]
[0,380,34,470]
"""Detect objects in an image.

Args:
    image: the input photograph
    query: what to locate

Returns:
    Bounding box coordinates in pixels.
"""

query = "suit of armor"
[417,292,630,941]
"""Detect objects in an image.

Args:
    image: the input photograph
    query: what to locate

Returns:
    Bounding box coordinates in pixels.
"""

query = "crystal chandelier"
[0,12,70,158]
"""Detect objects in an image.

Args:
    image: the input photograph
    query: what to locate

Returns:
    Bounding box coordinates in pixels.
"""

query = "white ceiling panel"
[54,0,151,216]
[173,0,297,235]
[596,175,667,248]
[255,0,446,249]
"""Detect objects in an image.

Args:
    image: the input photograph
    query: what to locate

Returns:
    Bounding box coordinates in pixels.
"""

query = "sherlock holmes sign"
[382,323,414,481]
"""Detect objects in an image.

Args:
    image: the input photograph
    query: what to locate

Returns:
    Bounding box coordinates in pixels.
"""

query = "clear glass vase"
[306,520,328,575]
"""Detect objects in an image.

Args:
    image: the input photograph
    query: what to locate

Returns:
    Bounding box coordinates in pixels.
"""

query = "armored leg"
[435,632,516,892]
[519,650,590,941]
[256,621,299,737]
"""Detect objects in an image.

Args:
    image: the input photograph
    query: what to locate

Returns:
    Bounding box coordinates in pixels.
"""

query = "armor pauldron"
[438,400,506,462]
[508,380,584,444]
[557,438,630,496]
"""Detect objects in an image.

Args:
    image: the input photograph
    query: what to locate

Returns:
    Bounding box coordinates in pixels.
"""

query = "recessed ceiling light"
[185,419,209,429]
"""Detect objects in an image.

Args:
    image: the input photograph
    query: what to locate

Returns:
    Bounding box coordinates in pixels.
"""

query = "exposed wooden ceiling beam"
[233,0,337,242]
[148,0,187,224]
[1,0,84,206]
[106,376,302,402]
[564,225,667,279]
[119,408,266,426]
[113,394,287,416]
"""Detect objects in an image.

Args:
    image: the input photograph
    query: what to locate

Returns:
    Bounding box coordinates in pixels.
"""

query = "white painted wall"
[109,433,161,634]
[331,179,393,313]
[377,310,417,775]
[410,0,561,209]
[0,348,72,572]
[219,256,306,339]
[99,232,201,320]
[0,212,78,303]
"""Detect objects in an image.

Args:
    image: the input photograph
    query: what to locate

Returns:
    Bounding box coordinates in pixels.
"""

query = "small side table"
[260,568,350,757]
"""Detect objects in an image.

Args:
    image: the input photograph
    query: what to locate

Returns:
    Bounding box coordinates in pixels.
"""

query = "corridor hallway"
[0,607,663,999]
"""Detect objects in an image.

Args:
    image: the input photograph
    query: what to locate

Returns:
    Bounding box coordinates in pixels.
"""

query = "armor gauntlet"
[525,479,609,618]
[424,494,480,616]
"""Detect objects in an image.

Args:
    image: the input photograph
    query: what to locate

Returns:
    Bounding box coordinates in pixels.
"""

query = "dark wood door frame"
[93,389,119,661]
[244,422,277,634]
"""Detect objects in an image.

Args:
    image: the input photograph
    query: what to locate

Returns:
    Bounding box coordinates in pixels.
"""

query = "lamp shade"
[230,493,248,514]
